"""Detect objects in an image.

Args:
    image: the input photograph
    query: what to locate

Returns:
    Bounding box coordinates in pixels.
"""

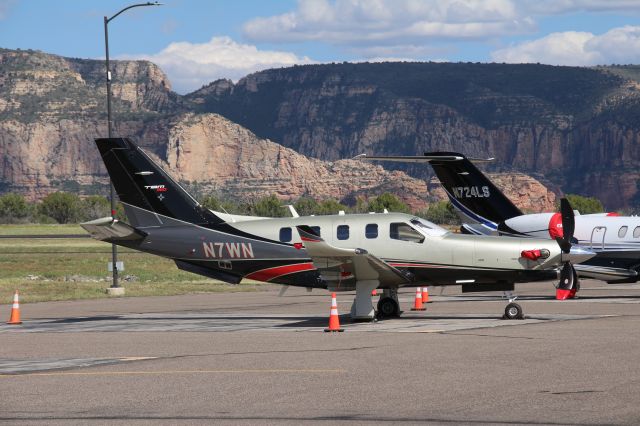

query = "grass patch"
[0,224,85,235]
[0,225,266,303]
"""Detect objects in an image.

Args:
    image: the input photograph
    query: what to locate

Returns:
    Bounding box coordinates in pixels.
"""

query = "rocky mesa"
[0,48,558,213]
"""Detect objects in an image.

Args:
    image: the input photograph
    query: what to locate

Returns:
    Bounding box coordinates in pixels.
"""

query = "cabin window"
[390,222,425,243]
[634,227,640,238]
[365,223,378,239]
[618,226,628,238]
[279,227,292,242]
[337,225,349,240]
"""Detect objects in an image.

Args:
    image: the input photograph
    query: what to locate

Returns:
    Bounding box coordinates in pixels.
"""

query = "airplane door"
[590,226,606,250]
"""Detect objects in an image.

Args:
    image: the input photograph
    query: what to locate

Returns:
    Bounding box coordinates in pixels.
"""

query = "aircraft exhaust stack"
[561,246,596,264]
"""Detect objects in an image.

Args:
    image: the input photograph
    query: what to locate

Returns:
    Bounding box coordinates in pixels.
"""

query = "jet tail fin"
[426,152,523,229]
[355,152,523,230]
[95,138,224,227]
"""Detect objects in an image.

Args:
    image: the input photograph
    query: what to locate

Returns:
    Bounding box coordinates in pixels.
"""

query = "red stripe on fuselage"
[245,262,316,282]
[300,236,320,242]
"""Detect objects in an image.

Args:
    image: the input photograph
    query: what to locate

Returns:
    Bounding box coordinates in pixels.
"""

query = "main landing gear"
[376,288,402,319]
[350,280,379,321]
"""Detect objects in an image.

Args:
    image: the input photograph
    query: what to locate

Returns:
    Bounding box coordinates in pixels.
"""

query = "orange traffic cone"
[7,290,22,325]
[422,287,431,303]
[324,293,344,332]
[411,287,426,311]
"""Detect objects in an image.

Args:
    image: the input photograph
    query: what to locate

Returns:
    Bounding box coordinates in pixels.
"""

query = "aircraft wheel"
[377,297,400,319]
[503,302,524,320]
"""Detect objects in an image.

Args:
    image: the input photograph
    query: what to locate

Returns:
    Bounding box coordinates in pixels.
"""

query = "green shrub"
[367,193,410,213]
[39,192,83,223]
[418,201,461,225]
[0,193,32,222]
[563,194,604,215]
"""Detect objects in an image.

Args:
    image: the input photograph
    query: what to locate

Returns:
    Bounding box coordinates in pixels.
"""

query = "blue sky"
[2,1,640,93]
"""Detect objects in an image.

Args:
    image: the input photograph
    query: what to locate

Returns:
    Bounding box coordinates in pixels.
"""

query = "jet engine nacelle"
[500,213,560,239]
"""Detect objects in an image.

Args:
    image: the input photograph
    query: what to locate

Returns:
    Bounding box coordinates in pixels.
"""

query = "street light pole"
[103,2,162,292]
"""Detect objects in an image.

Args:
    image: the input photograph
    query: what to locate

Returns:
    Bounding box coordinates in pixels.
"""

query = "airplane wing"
[573,264,638,282]
[295,225,412,286]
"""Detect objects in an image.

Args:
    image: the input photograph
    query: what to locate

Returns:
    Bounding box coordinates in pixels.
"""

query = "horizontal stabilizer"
[354,154,494,163]
[81,217,147,241]
[354,154,463,162]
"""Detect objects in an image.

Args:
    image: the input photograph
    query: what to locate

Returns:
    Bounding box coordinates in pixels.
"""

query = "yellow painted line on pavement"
[0,368,345,377]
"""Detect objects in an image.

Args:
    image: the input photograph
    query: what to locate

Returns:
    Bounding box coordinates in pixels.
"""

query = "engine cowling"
[501,213,557,239]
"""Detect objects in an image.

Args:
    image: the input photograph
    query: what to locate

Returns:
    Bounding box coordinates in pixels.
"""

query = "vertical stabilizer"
[95,138,224,227]
[426,152,523,230]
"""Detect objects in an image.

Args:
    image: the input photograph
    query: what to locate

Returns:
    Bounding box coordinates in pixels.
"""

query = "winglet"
[297,225,323,243]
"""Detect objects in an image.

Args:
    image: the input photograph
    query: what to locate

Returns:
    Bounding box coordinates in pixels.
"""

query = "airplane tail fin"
[426,152,523,230]
[95,138,224,227]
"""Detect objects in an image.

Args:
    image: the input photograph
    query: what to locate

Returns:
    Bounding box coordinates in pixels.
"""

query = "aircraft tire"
[503,302,523,320]
[376,297,400,319]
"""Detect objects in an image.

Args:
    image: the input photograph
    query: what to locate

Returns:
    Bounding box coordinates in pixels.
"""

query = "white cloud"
[491,26,640,65]
[243,0,533,47]
[519,0,640,15]
[241,0,640,61]
[122,36,315,94]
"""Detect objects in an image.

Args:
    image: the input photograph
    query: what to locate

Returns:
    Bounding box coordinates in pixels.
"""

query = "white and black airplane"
[82,138,595,320]
[357,152,640,298]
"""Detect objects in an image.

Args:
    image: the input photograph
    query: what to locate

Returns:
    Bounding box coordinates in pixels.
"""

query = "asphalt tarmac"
[1,280,640,425]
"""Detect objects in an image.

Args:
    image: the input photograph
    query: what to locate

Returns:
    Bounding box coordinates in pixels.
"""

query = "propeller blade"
[555,236,572,254]
[560,198,575,244]
[558,262,575,290]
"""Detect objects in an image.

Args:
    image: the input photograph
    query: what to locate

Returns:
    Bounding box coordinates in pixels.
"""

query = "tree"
[293,197,320,216]
[367,193,410,213]
[80,195,110,220]
[200,195,222,211]
[352,197,369,214]
[418,201,460,225]
[316,199,348,215]
[252,194,287,217]
[0,193,32,222]
[39,192,83,223]
[563,194,604,215]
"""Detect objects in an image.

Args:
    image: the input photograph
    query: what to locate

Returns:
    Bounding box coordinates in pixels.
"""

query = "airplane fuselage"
[113,208,571,291]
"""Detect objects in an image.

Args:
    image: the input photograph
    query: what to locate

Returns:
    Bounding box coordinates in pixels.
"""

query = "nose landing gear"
[503,296,524,320]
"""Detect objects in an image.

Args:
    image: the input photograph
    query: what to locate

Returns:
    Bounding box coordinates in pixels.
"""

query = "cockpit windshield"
[410,218,448,237]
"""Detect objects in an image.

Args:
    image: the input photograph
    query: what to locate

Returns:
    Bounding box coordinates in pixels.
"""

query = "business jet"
[82,138,594,320]
[357,152,640,298]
